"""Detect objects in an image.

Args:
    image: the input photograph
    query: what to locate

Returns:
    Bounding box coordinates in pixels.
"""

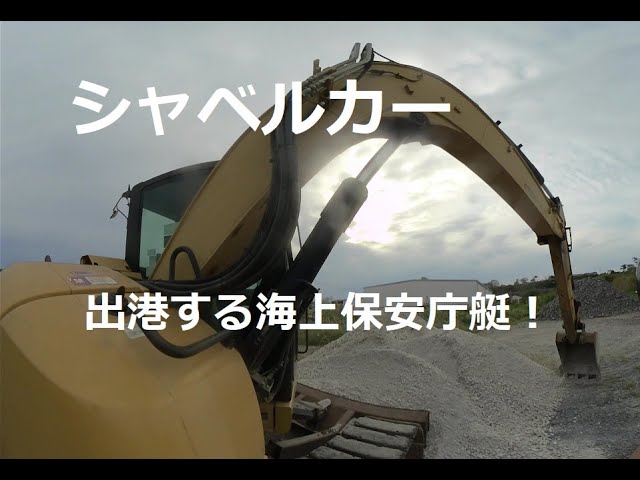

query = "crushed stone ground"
[537,278,639,321]
[298,320,565,459]
[489,313,640,459]
[298,313,640,459]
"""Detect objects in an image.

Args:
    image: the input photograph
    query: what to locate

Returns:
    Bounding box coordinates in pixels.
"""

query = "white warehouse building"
[362,278,492,307]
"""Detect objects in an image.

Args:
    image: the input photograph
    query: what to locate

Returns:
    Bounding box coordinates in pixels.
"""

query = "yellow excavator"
[0,43,600,458]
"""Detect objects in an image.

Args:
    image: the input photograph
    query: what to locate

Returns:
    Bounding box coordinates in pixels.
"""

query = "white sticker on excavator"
[68,272,118,286]
[125,322,145,340]
[85,276,118,285]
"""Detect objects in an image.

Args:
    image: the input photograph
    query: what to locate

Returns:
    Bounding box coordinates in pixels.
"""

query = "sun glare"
[300,139,479,250]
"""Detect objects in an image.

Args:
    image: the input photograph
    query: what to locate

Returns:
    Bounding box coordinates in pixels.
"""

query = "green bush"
[296,288,566,348]
[421,308,471,330]
[612,272,637,297]
[297,306,471,347]
[596,271,637,298]
[507,291,556,324]
[298,309,347,346]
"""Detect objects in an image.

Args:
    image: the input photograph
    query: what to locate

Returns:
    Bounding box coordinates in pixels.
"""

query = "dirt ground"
[483,312,640,459]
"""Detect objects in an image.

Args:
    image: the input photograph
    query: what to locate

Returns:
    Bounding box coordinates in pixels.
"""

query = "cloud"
[2,21,639,299]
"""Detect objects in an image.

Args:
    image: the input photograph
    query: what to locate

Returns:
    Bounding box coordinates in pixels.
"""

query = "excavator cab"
[123,161,218,279]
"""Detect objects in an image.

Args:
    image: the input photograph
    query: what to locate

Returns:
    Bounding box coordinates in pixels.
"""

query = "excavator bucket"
[555,331,600,379]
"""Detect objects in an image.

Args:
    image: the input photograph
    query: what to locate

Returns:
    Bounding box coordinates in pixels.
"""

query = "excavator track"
[265,384,429,459]
[303,416,424,459]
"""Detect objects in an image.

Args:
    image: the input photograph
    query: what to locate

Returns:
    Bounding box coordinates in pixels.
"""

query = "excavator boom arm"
[138,43,599,390]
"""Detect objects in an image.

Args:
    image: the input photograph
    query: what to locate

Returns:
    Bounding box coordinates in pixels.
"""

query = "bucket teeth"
[556,331,601,379]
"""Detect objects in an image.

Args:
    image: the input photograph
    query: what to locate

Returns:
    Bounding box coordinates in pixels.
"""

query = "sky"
[1,21,639,299]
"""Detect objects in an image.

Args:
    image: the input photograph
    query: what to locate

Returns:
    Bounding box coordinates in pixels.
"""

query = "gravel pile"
[537,278,639,321]
[298,320,570,458]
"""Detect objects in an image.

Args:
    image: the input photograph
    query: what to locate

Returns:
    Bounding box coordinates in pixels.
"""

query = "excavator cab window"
[123,159,263,328]
[125,161,217,278]
[139,193,180,275]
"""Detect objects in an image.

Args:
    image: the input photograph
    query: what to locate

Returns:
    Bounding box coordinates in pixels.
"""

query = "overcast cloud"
[1,21,639,299]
